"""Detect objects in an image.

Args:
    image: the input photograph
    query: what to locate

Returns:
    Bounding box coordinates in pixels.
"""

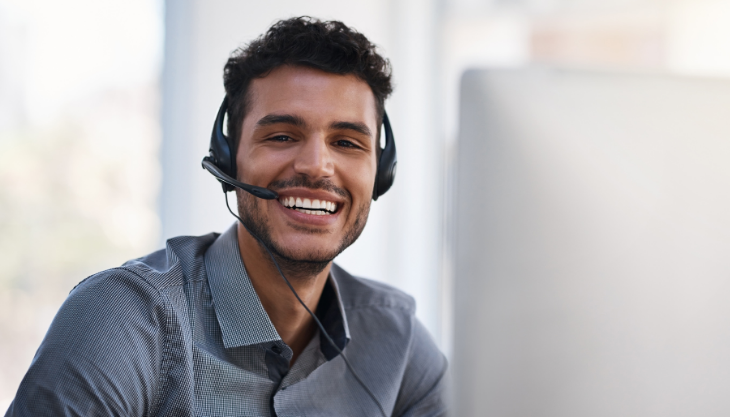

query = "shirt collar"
[205,223,350,357]
[205,224,280,348]
[317,266,351,360]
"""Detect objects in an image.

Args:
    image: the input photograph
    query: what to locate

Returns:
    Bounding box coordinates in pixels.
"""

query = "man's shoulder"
[75,232,220,293]
[331,263,416,315]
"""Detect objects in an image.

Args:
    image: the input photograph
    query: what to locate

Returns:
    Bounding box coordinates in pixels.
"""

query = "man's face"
[236,65,379,266]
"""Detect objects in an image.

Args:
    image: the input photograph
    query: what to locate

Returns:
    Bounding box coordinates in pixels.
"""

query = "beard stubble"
[235,176,371,278]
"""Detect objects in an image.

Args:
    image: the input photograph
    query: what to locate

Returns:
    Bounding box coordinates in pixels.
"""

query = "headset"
[201,96,397,416]
[201,96,397,201]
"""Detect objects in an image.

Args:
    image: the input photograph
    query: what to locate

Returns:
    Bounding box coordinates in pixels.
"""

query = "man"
[6,17,446,416]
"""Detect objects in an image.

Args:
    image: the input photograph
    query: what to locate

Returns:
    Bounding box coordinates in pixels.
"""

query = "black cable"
[224,193,388,417]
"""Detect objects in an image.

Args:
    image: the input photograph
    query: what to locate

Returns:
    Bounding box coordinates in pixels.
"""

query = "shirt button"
[271,345,282,354]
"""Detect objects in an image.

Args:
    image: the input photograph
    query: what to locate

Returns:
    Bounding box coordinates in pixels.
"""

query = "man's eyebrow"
[255,114,307,128]
[330,121,372,137]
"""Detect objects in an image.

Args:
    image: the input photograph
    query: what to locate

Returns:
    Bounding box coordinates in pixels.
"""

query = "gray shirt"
[6,224,447,416]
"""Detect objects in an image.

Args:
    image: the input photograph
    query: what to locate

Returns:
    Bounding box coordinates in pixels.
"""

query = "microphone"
[201,157,279,200]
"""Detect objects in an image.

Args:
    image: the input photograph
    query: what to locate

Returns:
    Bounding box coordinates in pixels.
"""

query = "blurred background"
[2,0,730,414]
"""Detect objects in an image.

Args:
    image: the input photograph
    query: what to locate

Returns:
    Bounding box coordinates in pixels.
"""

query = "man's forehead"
[251,65,370,93]
[244,66,378,127]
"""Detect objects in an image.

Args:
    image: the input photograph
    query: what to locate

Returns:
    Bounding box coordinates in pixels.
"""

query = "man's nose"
[292,135,335,179]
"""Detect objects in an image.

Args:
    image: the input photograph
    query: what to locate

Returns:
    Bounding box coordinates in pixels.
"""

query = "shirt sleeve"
[392,317,448,417]
[5,269,167,417]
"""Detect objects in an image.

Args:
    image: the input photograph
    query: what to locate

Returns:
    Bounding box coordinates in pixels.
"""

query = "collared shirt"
[6,224,447,416]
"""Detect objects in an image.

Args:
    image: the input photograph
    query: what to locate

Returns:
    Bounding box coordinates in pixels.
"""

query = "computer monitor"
[454,67,730,416]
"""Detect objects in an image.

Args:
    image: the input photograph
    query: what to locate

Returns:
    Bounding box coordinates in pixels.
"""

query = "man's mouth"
[278,196,339,216]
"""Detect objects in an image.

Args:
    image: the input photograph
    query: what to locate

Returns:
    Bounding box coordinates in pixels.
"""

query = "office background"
[2,0,730,413]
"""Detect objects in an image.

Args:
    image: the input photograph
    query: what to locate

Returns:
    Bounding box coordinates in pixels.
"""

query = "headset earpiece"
[372,112,397,200]
[206,97,236,192]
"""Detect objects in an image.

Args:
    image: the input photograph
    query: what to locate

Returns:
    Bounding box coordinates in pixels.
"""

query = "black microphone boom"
[202,157,279,200]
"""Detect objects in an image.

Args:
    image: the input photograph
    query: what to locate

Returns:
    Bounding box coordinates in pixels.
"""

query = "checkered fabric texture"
[6,224,447,416]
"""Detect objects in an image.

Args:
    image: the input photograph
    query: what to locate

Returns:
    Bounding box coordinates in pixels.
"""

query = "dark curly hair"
[223,16,393,150]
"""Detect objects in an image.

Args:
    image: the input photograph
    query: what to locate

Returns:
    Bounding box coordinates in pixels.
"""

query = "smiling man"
[6,17,447,417]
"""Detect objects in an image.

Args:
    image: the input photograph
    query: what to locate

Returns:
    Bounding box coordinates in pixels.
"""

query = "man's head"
[224,17,392,152]
[225,17,393,276]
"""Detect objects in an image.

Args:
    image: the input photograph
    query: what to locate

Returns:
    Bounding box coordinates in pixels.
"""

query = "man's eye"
[335,139,358,148]
[268,135,292,142]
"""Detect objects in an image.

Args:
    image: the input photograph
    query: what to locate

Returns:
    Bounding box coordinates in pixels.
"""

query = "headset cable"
[224,193,388,417]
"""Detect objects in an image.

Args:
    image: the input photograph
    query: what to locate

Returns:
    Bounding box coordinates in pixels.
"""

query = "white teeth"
[280,196,338,214]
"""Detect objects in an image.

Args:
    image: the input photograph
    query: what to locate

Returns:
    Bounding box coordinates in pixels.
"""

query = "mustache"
[267,175,349,199]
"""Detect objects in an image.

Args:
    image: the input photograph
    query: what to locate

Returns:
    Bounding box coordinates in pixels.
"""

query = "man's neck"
[236,223,331,364]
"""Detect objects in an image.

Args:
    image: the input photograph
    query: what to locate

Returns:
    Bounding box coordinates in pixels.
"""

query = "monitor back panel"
[454,68,730,417]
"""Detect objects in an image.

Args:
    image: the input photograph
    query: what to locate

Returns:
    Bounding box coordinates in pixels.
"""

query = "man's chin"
[267,242,340,265]
[269,236,340,261]
[264,244,336,278]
